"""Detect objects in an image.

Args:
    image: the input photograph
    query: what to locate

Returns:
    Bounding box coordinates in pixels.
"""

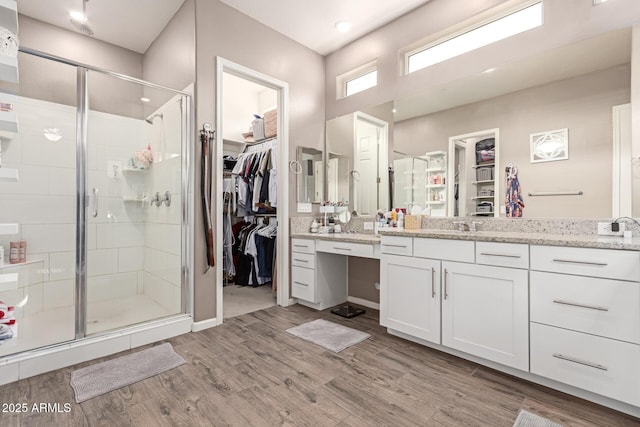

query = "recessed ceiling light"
[140,97,151,103]
[69,10,87,23]
[593,0,609,4]
[335,21,352,33]
[483,67,497,74]
[392,108,397,113]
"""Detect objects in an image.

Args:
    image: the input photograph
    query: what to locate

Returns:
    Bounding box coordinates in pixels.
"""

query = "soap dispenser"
[310,218,319,233]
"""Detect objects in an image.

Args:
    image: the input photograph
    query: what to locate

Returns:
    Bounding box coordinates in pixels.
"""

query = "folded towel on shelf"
[0,315,15,325]
[0,324,14,340]
[0,304,14,319]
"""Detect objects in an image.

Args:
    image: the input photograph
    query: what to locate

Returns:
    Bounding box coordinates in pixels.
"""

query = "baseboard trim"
[347,296,380,310]
[191,317,219,332]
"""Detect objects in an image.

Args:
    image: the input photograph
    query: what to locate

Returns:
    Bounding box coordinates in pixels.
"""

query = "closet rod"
[243,137,277,153]
[528,191,583,197]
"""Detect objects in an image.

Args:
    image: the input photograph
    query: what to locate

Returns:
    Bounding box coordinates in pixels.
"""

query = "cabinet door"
[442,262,528,370]
[380,255,441,344]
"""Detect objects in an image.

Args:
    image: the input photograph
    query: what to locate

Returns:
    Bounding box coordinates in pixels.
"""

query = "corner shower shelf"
[0,167,18,182]
[122,196,149,202]
[0,273,17,292]
[0,110,18,139]
[425,184,445,189]
[0,223,17,235]
[122,167,148,173]
[0,0,18,35]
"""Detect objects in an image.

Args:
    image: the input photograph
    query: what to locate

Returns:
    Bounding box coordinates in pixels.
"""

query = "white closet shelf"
[425,168,445,173]
[472,163,495,169]
[0,167,18,182]
[425,184,445,189]
[0,110,17,139]
[0,273,18,292]
[0,54,17,84]
[472,180,494,185]
[0,223,18,235]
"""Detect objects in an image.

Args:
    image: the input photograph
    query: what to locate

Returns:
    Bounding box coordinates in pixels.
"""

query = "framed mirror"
[296,146,323,203]
[325,27,633,218]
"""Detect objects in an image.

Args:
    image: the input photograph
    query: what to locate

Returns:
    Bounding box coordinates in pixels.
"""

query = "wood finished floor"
[1,304,639,427]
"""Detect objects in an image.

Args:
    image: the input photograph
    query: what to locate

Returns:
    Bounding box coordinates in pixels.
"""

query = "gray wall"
[194,0,325,321]
[142,0,195,94]
[393,65,631,218]
[325,0,640,120]
[633,25,640,216]
[13,15,144,118]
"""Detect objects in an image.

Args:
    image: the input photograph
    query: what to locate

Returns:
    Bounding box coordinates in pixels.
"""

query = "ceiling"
[17,0,431,56]
[217,0,432,55]
[17,0,187,53]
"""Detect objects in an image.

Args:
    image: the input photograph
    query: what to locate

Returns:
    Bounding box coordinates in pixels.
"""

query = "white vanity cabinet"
[291,238,317,303]
[380,254,441,343]
[529,245,640,407]
[441,261,529,370]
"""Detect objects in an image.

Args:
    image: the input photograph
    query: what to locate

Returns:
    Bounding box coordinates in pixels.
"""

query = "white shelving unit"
[0,223,17,235]
[424,151,447,216]
[122,167,148,174]
[0,272,17,292]
[0,0,18,84]
[0,110,17,139]
[0,167,18,182]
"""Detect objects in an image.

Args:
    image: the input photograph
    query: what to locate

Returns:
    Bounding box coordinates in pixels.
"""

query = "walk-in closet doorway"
[215,58,290,324]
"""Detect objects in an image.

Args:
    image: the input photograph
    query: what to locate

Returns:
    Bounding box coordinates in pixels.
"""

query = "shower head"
[145,113,163,125]
[70,0,94,36]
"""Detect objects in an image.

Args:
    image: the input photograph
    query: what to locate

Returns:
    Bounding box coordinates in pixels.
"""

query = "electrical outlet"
[297,202,312,213]
[363,222,374,231]
[597,222,625,236]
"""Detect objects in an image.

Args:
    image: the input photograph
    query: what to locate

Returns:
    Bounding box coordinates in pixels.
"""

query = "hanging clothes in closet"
[230,139,278,216]
[232,220,277,287]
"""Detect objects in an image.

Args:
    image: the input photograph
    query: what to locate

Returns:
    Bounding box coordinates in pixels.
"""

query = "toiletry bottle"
[397,210,404,229]
[19,240,26,263]
[9,241,18,264]
[391,210,397,227]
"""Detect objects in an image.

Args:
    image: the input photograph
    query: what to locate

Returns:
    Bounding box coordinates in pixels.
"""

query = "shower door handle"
[92,188,99,217]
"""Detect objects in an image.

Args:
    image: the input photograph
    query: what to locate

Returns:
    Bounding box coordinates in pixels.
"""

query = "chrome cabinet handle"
[293,281,308,287]
[431,267,436,298]
[552,259,608,267]
[553,353,608,371]
[553,299,608,312]
[443,268,448,300]
[382,244,407,248]
[293,244,309,248]
[91,187,99,217]
[480,252,521,259]
[334,247,352,251]
[293,259,309,263]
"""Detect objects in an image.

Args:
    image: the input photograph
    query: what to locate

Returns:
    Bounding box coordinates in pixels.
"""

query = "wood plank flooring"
[0,304,639,426]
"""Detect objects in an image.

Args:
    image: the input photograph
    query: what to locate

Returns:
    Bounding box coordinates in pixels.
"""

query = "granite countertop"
[378,228,640,251]
[291,232,380,245]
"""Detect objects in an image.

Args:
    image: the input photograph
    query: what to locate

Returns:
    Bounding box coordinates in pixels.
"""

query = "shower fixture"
[145,113,163,124]
[70,0,95,36]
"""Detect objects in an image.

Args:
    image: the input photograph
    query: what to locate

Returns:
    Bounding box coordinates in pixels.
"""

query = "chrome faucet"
[453,221,469,232]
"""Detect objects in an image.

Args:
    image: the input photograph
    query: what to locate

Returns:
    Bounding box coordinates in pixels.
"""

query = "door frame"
[215,57,291,326]
[353,111,389,213]
[612,103,632,217]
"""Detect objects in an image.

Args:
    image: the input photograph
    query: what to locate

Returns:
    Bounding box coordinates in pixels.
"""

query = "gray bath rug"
[286,319,371,352]
[513,410,564,427]
[70,343,186,403]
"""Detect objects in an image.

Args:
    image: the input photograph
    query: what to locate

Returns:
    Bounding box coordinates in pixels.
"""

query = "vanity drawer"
[380,236,413,256]
[291,252,315,269]
[414,238,474,263]
[530,271,640,344]
[315,240,374,258]
[476,242,529,269]
[530,245,640,282]
[291,266,316,303]
[291,238,315,254]
[530,323,640,406]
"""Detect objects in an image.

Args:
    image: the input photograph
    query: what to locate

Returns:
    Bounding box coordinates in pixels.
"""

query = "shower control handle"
[91,188,99,217]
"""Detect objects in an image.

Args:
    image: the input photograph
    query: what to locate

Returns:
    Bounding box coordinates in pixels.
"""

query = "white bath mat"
[286,319,370,352]
[70,343,186,403]
[513,410,564,427]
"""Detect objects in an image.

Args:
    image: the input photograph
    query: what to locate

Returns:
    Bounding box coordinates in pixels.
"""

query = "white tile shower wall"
[141,96,183,314]
[0,94,149,323]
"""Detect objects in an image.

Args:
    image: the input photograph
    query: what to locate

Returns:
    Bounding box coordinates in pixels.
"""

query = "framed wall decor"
[530,128,569,163]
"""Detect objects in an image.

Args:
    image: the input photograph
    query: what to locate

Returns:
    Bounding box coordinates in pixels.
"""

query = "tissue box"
[405,215,422,230]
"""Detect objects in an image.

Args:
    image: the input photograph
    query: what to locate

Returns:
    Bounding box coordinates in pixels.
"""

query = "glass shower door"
[0,54,78,356]
[84,72,185,335]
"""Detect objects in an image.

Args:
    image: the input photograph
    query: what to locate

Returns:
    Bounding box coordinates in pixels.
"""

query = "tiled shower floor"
[0,294,175,358]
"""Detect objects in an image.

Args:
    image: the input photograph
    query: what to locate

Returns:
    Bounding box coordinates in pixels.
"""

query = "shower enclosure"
[0,49,192,359]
